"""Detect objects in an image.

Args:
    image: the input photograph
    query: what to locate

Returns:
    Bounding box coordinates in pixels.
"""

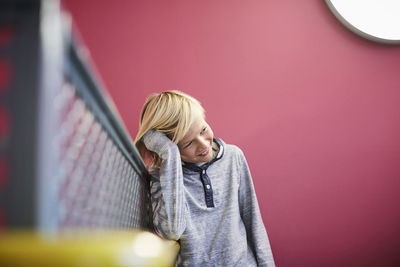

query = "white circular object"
[325,0,400,44]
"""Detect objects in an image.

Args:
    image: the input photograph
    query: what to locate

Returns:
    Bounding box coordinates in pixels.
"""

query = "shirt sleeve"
[144,133,187,240]
[237,149,275,267]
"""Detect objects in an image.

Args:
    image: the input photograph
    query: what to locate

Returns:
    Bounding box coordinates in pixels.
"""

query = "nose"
[197,137,209,151]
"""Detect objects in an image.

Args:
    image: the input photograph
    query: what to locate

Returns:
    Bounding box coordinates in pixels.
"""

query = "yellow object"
[0,229,179,267]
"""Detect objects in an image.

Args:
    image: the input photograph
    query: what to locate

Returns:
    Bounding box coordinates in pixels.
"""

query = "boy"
[135,90,275,266]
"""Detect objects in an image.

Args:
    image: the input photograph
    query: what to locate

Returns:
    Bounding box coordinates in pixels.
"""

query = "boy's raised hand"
[142,129,175,155]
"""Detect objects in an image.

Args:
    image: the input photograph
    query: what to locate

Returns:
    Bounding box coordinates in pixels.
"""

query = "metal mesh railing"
[0,0,152,232]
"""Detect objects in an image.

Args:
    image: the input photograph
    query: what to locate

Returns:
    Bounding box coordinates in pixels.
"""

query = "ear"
[136,141,154,169]
[143,149,154,169]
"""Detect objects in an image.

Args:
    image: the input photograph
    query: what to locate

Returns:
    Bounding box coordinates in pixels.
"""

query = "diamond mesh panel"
[53,82,151,229]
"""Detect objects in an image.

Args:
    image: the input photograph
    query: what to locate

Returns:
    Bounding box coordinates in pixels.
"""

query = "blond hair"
[135,90,204,166]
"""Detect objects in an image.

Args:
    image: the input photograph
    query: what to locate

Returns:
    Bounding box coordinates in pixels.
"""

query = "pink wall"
[64,1,400,266]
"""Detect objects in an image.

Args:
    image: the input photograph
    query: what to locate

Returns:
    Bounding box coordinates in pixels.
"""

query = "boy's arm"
[142,130,186,240]
[237,149,275,267]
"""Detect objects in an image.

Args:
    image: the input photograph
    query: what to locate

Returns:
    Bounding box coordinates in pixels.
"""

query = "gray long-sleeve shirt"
[144,132,275,266]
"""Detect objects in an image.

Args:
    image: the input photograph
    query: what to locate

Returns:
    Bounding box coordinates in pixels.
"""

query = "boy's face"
[178,110,214,163]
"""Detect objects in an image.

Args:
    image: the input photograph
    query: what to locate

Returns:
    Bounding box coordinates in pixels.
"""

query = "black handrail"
[66,37,149,180]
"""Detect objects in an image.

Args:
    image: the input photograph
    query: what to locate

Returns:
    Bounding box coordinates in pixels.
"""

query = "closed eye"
[184,141,192,149]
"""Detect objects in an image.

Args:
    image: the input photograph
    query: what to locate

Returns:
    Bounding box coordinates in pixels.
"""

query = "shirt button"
[206,184,210,190]
[202,170,206,174]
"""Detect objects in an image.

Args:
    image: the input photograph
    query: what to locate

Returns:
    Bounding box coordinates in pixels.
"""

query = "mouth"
[198,148,210,157]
